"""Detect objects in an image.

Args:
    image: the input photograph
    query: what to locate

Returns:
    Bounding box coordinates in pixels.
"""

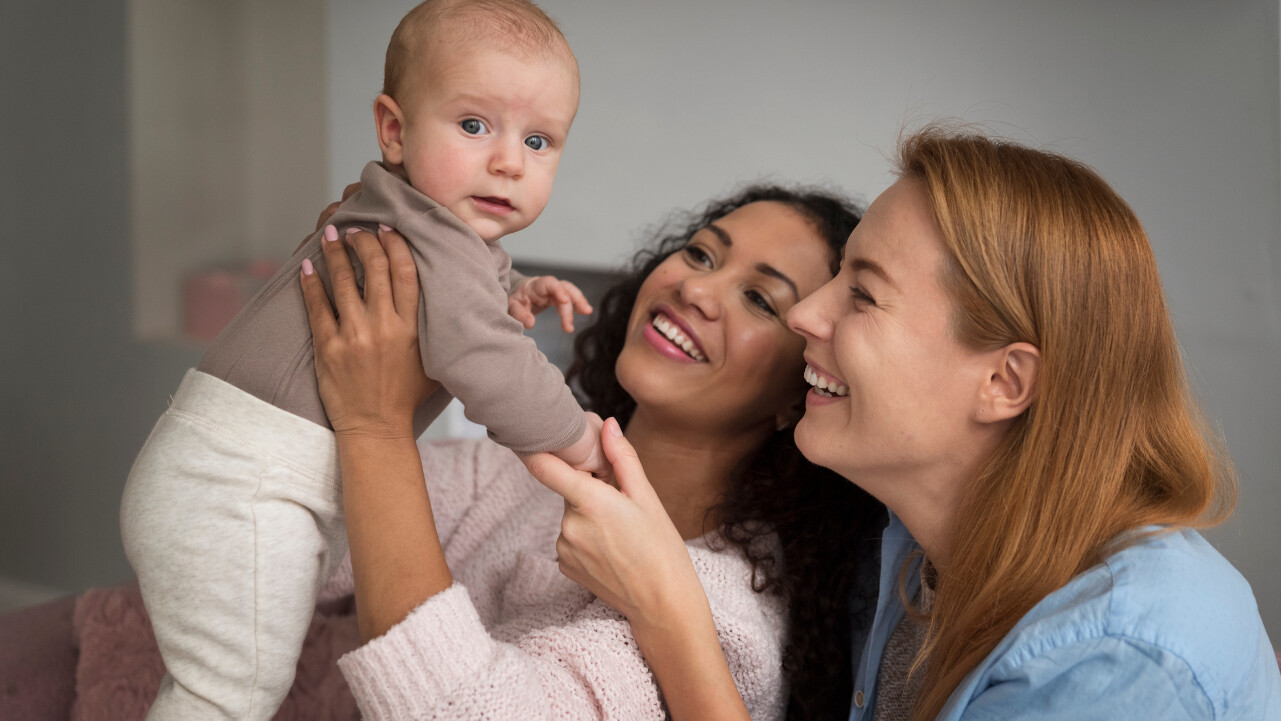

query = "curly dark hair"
[566,184,887,721]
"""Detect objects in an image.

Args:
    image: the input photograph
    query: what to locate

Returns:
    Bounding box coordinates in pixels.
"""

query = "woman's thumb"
[601,418,656,501]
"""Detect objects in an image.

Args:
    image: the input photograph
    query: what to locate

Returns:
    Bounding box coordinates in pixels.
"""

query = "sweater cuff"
[338,584,494,719]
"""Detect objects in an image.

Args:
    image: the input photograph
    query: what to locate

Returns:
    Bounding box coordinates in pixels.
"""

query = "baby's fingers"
[564,281,593,316]
[507,296,537,329]
[556,281,593,333]
[554,293,576,333]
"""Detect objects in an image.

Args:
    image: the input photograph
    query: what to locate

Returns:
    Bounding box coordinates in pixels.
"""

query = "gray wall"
[1,1,203,591]
[2,0,1278,645]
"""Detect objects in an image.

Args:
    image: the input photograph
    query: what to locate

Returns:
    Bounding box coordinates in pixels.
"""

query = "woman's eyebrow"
[705,223,798,300]
[756,264,799,301]
[706,223,732,247]
[851,257,896,289]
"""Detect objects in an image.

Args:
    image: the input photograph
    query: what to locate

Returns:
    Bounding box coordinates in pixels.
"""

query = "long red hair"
[897,126,1236,721]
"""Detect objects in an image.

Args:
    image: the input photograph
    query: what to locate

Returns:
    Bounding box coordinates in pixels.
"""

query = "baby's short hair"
[384,0,576,103]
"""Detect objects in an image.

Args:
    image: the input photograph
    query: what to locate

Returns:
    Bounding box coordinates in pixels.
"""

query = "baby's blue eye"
[524,135,548,151]
[460,119,487,135]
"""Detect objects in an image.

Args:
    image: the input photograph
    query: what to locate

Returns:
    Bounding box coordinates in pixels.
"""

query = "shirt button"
[855,690,865,708]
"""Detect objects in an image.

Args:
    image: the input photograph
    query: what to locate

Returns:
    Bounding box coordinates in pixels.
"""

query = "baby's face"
[397,46,579,243]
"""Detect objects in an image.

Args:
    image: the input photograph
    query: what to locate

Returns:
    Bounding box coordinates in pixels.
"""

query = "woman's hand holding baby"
[300,224,439,439]
[299,223,452,641]
[297,182,362,254]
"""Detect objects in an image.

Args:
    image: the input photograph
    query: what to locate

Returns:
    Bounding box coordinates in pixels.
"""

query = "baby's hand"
[550,413,611,483]
[508,275,593,333]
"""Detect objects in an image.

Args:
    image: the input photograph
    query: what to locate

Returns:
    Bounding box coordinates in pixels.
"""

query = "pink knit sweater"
[326,438,787,720]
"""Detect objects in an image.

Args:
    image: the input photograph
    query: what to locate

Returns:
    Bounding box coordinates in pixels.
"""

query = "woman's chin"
[793,415,830,467]
[614,346,689,404]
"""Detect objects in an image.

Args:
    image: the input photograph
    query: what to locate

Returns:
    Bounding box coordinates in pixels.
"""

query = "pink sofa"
[0,584,360,720]
[0,594,77,720]
[3,586,1279,719]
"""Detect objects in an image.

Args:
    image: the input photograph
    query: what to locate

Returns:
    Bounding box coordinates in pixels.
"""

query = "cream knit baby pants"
[120,369,346,721]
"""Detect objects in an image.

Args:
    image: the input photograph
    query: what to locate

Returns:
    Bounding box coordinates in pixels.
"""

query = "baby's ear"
[374,94,407,165]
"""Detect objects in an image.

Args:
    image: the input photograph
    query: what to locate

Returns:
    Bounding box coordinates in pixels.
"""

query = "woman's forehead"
[711,202,833,279]
[712,203,830,256]
[843,181,943,283]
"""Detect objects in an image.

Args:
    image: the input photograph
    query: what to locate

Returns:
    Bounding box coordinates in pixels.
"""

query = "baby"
[120,1,600,719]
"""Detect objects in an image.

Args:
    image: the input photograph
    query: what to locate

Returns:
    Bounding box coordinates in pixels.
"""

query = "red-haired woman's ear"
[977,342,1040,423]
[373,93,407,166]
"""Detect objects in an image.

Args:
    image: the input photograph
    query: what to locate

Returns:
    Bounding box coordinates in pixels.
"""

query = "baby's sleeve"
[399,209,585,455]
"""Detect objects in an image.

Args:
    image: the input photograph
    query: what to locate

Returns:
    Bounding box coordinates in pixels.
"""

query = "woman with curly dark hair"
[300,183,885,720]
[564,186,886,720]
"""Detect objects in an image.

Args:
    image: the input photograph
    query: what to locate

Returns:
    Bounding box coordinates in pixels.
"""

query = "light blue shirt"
[850,514,1281,720]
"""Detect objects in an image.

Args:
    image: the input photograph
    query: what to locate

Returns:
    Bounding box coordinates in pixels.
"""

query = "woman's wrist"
[334,421,417,443]
[338,431,451,640]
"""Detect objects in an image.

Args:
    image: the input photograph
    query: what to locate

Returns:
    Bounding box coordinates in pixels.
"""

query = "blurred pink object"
[70,583,359,720]
[183,261,281,342]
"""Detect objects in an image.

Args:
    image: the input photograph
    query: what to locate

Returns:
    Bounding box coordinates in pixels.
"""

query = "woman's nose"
[787,279,833,340]
[677,272,723,321]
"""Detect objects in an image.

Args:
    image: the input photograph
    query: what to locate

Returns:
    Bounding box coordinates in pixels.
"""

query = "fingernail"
[323,225,338,242]
[345,226,361,235]
[606,418,622,437]
[378,223,393,232]
[301,258,314,276]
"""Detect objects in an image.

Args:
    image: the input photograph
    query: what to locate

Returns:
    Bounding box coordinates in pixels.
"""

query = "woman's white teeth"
[652,314,705,361]
[804,365,848,397]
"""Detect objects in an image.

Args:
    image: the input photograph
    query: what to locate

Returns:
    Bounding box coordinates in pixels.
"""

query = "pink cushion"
[0,595,77,721]
[71,584,361,720]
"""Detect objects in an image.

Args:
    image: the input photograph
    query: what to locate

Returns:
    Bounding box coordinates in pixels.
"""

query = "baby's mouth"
[472,196,514,215]
[650,312,706,361]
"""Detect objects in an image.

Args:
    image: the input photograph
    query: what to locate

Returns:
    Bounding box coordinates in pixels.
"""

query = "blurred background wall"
[2,0,1278,640]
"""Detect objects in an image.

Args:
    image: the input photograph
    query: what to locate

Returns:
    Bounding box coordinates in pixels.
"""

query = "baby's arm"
[503,275,600,474]
[508,275,594,333]
[538,412,608,480]
[392,206,586,454]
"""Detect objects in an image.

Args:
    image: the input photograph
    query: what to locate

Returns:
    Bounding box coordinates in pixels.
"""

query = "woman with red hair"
[531,127,1281,720]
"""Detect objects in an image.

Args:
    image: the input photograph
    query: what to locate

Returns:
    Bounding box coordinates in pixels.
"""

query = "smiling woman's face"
[787,179,995,488]
[615,201,835,436]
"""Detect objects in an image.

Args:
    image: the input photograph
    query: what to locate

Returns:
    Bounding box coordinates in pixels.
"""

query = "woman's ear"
[976,342,1040,424]
[374,93,407,166]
